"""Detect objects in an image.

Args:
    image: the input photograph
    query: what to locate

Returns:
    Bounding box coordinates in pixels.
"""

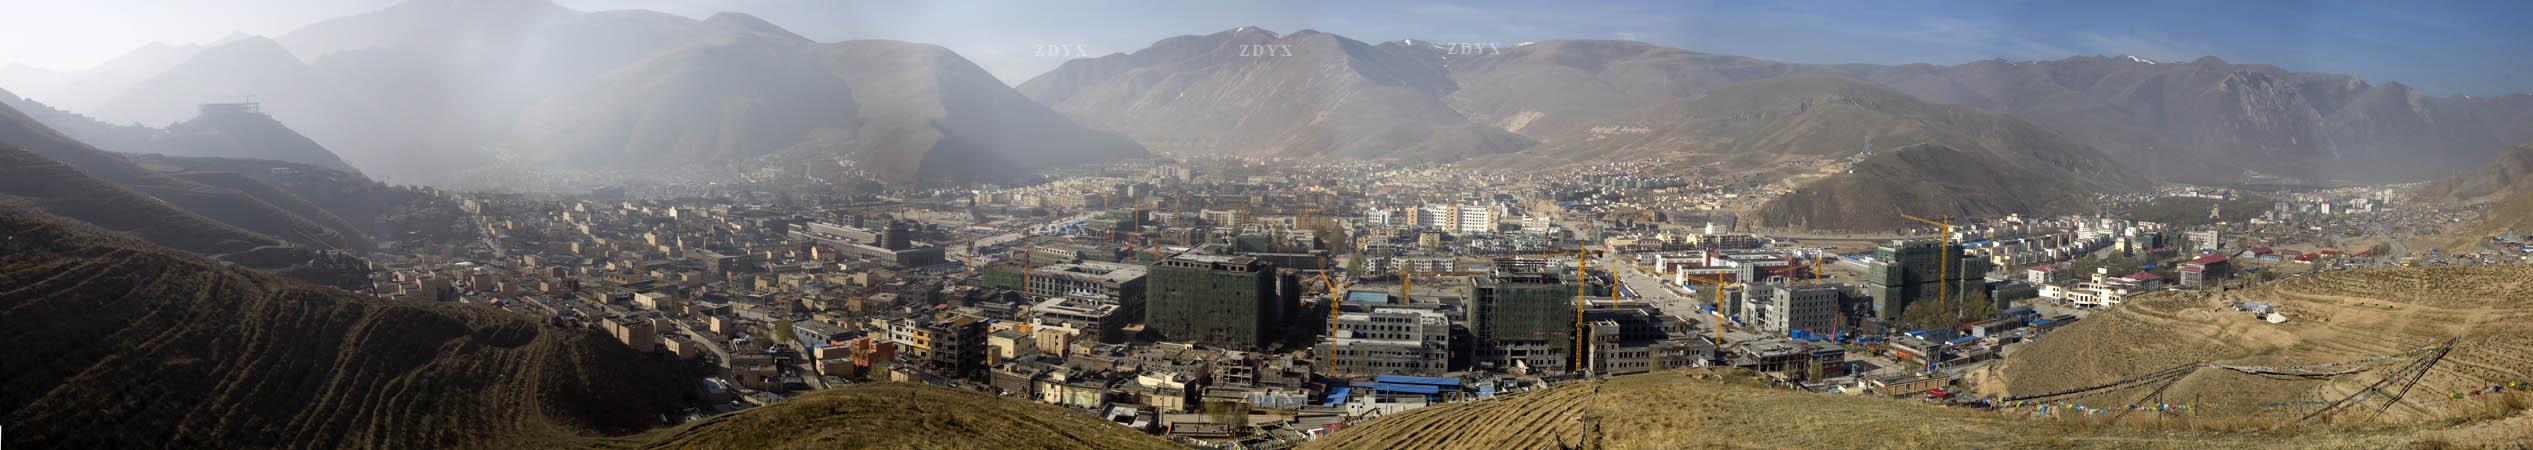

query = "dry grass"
[1990,266,2533,424]
[629,383,1178,450]
[1308,369,2528,449]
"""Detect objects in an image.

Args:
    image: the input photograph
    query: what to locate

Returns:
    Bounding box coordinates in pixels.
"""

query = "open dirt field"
[1306,369,2530,449]
[1983,266,2533,425]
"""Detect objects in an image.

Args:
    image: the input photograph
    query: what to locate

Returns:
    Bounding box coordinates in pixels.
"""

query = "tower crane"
[1900,214,1959,324]
[1677,272,1746,348]
[1573,240,1593,374]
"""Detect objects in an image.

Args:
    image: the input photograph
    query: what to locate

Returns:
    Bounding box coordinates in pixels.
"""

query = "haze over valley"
[6,1,2533,449]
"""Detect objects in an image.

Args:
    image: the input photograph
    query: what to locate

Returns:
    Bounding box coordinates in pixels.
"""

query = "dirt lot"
[1981,265,2533,424]
[1306,369,2529,449]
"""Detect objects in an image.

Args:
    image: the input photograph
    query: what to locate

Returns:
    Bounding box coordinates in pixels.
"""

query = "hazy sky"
[4,0,2530,96]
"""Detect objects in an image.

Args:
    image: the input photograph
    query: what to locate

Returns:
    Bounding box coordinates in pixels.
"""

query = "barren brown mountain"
[1018,27,1533,161]
[0,209,696,449]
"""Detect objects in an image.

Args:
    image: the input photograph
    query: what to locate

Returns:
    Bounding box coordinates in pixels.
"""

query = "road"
[668,319,732,368]
[1603,252,1765,345]
[468,207,507,258]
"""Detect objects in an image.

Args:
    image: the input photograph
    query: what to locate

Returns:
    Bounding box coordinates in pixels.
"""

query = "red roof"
[2189,254,2228,265]
[2126,272,2163,280]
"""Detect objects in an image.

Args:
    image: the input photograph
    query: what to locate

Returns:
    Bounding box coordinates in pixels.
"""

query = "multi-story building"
[1470,270,1577,373]
[1864,240,1993,320]
[1200,209,1242,227]
[788,221,945,267]
[2177,254,2232,287]
[601,315,658,352]
[922,314,987,380]
[1144,253,1279,349]
[1455,202,1499,234]
[1322,307,1452,377]
[1025,261,1147,311]
[1745,282,1843,335]
[1030,296,1129,343]
[1579,303,1708,375]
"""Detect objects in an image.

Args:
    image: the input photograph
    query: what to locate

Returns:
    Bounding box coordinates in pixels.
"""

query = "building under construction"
[1469,269,1577,373]
[1865,239,1994,320]
[1144,252,1280,350]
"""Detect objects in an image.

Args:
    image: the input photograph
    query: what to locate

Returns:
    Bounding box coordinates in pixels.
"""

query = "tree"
[1206,399,1249,428]
[1892,290,1996,331]
[772,320,796,348]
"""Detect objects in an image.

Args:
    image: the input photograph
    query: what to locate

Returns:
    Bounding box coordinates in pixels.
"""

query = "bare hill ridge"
[0,93,378,245]
[0,209,696,449]
[1602,76,2149,231]
[634,382,1178,450]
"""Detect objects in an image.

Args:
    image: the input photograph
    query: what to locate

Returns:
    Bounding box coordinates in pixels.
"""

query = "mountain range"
[0,88,427,287]
[5,6,2531,225]
[3,0,1145,186]
[3,88,358,172]
[1026,34,2533,185]
[1017,27,1535,161]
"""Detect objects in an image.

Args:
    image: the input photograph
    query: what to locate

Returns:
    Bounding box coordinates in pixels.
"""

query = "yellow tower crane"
[1574,240,1592,374]
[1900,214,1958,324]
[1677,273,1746,348]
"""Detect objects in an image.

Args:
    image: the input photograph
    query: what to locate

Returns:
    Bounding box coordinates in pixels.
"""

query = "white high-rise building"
[1455,202,1498,234]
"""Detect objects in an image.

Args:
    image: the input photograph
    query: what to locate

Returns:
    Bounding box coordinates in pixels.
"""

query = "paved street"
[1603,252,1766,345]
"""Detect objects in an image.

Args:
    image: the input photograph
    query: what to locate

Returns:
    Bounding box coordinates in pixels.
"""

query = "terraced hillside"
[1986,266,2533,423]
[633,383,1178,450]
[1307,369,2526,449]
[0,210,695,449]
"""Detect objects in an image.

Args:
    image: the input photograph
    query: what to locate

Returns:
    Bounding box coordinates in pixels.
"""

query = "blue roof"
[1946,336,1982,345]
[1374,375,1461,387]
[1359,382,1444,395]
[1346,291,1393,304]
[1323,386,1353,406]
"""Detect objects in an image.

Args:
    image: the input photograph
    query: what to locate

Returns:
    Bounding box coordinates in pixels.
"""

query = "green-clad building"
[1144,253,1279,349]
[1866,239,1993,320]
[1472,271,1579,373]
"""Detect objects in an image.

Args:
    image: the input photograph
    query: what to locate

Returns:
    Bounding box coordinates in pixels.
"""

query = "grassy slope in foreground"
[1987,266,2533,424]
[1306,369,2531,450]
[629,382,1179,450]
[0,209,693,449]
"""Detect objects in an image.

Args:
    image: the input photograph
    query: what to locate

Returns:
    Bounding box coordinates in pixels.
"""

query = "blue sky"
[5,0,2530,95]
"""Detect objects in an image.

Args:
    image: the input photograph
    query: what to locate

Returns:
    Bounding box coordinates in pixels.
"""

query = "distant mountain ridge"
[1,89,358,172]
[510,13,1143,185]
[1032,32,2533,185]
[1017,27,1532,161]
[17,0,1143,186]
